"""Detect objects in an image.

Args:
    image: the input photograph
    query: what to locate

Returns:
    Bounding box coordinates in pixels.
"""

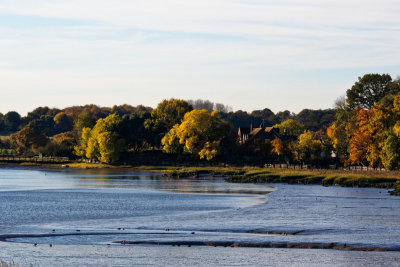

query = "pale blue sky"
[0,0,399,115]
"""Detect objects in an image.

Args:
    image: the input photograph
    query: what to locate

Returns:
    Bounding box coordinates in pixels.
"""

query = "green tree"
[346,74,398,110]
[4,111,22,132]
[276,110,294,122]
[0,113,4,132]
[162,110,231,160]
[219,110,254,130]
[145,99,193,146]
[382,94,400,169]
[383,131,400,170]
[296,109,336,131]
[250,108,279,125]
[275,119,305,137]
[118,113,154,151]
[28,115,55,136]
[74,112,97,133]
[54,112,73,133]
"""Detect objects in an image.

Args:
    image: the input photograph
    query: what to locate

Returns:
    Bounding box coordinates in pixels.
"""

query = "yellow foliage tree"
[75,127,91,157]
[274,119,305,137]
[271,138,284,156]
[74,114,125,163]
[199,141,220,161]
[97,132,125,163]
[294,130,323,164]
[162,110,230,160]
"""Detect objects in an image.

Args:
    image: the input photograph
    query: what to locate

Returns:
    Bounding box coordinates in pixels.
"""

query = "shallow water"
[0,167,399,266]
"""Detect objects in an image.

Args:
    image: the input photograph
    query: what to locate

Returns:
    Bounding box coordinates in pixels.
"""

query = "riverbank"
[133,165,400,194]
[1,162,400,194]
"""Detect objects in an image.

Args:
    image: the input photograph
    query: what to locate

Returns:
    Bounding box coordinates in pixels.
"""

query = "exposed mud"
[112,240,399,252]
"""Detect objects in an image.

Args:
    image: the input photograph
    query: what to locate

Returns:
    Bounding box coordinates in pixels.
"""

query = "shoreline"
[1,162,399,195]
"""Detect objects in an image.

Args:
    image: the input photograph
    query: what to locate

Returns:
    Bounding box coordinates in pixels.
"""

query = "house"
[238,124,283,146]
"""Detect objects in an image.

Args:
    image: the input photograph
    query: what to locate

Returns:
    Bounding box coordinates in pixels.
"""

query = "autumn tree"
[44,131,77,157]
[162,110,231,160]
[9,127,48,154]
[75,114,125,163]
[25,106,60,124]
[271,138,295,163]
[294,131,324,164]
[343,93,400,168]
[327,96,353,163]
[346,109,374,166]
[145,99,193,146]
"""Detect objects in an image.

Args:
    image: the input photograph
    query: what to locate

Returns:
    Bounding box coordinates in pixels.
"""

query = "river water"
[0,167,399,266]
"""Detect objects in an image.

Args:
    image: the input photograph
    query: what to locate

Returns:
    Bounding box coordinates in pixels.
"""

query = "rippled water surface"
[0,167,399,266]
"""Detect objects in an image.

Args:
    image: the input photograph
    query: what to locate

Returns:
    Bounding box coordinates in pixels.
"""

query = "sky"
[0,0,399,115]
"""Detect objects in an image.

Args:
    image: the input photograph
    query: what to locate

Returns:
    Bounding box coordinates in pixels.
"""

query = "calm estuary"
[0,167,399,266]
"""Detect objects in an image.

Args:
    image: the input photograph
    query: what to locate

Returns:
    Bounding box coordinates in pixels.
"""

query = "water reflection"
[28,168,275,195]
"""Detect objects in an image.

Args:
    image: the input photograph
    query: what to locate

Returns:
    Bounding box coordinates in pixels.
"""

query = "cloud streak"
[0,0,399,114]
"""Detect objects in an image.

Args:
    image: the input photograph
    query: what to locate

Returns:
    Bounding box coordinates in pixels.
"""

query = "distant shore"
[1,162,399,195]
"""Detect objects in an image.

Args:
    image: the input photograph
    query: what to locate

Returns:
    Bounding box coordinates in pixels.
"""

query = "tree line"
[1,73,398,169]
[328,74,400,170]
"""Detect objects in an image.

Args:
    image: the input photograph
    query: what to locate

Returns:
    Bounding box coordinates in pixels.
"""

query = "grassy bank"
[2,162,400,193]
[67,163,118,169]
[133,166,400,191]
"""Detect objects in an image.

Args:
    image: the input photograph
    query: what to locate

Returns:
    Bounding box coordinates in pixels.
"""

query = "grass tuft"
[67,163,115,169]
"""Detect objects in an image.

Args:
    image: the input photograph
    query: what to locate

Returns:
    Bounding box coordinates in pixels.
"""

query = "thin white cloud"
[0,0,399,114]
